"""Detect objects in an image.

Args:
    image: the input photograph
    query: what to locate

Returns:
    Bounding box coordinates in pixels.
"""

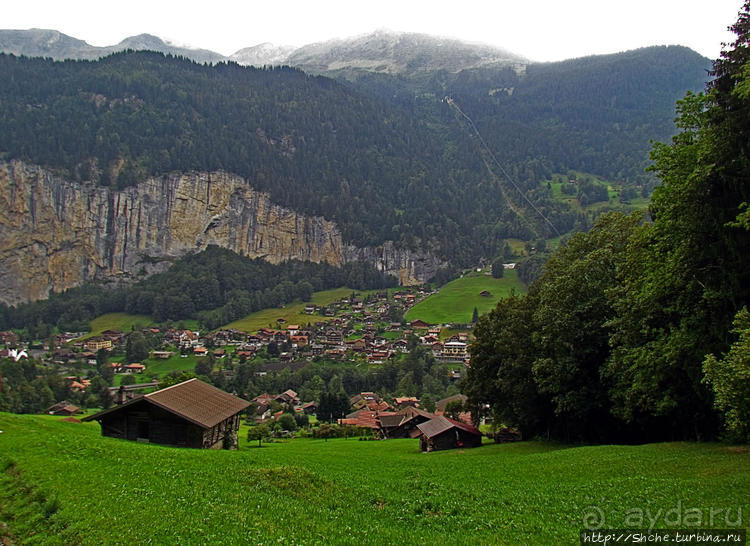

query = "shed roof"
[83,378,250,429]
[416,416,481,439]
[378,414,405,428]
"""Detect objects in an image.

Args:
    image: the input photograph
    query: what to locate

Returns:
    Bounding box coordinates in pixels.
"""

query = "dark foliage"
[3,245,396,332]
[465,5,750,443]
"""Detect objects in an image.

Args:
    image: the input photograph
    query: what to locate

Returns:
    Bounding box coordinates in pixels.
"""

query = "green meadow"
[2,413,747,544]
[225,287,377,333]
[80,313,152,340]
[406,270,525,325]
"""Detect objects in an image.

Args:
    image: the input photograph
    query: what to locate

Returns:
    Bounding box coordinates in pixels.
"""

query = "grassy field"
[0,413,748,544]
[543,173,649,215]
[406,270,525,325]
[80,313,152,340]
[225,287,378,333]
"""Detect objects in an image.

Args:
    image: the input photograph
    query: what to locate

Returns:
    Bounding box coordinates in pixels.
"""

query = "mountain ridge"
[0,27,707,71]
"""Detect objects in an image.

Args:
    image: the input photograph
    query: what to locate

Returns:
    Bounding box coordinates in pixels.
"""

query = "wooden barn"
[379,406,437,439]
[83,378,250,449]
[416,416,483,452]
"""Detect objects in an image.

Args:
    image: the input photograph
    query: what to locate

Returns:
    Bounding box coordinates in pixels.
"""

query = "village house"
[47,401,80,416]
[380,406,436,439]
[416,416,483,452]
[83,378,250,449]
[106,362,123,373]
[152,350,173,359]
[339,409,386,430]
[393,396,420,409]
[275,389,300,405]
[366,350,392,364]
[438,341,468,362]
[66,377,91,392]
[85,338,112,352]
[289,335,308,347]
[0,331,19,346]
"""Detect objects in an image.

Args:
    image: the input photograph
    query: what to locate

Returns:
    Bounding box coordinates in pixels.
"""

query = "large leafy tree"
[605,2,750,439]
[466,213,642,440]
[531,212,643,441]
[465,292,550,436]
[703,307,750,442]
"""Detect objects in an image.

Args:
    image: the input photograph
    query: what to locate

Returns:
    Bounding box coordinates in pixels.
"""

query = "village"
[0,286,496,452]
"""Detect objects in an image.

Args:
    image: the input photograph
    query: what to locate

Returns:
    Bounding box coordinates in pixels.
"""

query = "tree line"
[465,5,750,443]
[0,245,396,334]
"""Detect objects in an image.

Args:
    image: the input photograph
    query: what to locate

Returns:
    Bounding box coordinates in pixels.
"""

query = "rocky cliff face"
[344,242,446,287]
[0,161,445,305]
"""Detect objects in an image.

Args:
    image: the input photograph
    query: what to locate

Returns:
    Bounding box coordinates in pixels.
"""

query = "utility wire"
[446,97,561,237]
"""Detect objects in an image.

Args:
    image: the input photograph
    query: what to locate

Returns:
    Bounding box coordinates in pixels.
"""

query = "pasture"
[1,413,748,544]
[406,270,525,325]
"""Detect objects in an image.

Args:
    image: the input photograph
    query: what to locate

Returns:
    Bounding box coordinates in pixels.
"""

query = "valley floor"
[1,414,748,544]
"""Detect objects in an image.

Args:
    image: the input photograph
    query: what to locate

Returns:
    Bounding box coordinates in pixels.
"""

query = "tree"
[420,394,436,413]
[491,258,505,279]
[396,372,417,396]
[315,423,338,441]
[444,399,465,420]
[90,376,113,409]
[703,307,750,442]
[532,212,642,441]
[99,363,115,385]
[96,348,108,368]
[605,4,750,439]
[472,307,479,323]
[247,422,271,447]
[277,412,297,432]
[125,332,149,363]
[317,390,349,422]
[195,357,213,377]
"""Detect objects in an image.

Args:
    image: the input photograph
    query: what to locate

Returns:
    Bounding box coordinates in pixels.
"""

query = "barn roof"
[378,414,405,428]
[416,416,481,439]
[83,378,250,429]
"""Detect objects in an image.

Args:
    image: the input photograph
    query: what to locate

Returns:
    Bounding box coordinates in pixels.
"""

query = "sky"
[3,0,745,62]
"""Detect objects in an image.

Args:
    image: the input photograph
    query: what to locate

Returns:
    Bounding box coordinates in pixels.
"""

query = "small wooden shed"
[416,416,483,452]
[83,378,249,449]
[379,407,437,439]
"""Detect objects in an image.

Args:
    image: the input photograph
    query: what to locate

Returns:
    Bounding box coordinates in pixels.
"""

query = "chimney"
[117,385,126,405]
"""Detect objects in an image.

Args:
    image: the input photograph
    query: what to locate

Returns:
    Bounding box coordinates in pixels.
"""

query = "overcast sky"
[3,0,744,62]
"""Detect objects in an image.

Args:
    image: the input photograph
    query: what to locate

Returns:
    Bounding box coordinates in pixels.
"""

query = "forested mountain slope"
[0,51,573,262]
[0,41,709,303]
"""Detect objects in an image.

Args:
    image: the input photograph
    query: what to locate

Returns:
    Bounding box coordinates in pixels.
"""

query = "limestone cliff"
[344,242,446,287]
[0,161,445,305]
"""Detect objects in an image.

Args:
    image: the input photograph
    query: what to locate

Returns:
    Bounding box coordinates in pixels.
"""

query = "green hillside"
[225,287,371,333]
[1,413,748,544]
[406,270,525,325]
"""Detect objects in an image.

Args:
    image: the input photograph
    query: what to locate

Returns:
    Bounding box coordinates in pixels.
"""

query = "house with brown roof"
[380,406,436,439]
[47,401,80,416]
[416,416,482,451]
[83,378,250,449]
[275,389,299,405]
